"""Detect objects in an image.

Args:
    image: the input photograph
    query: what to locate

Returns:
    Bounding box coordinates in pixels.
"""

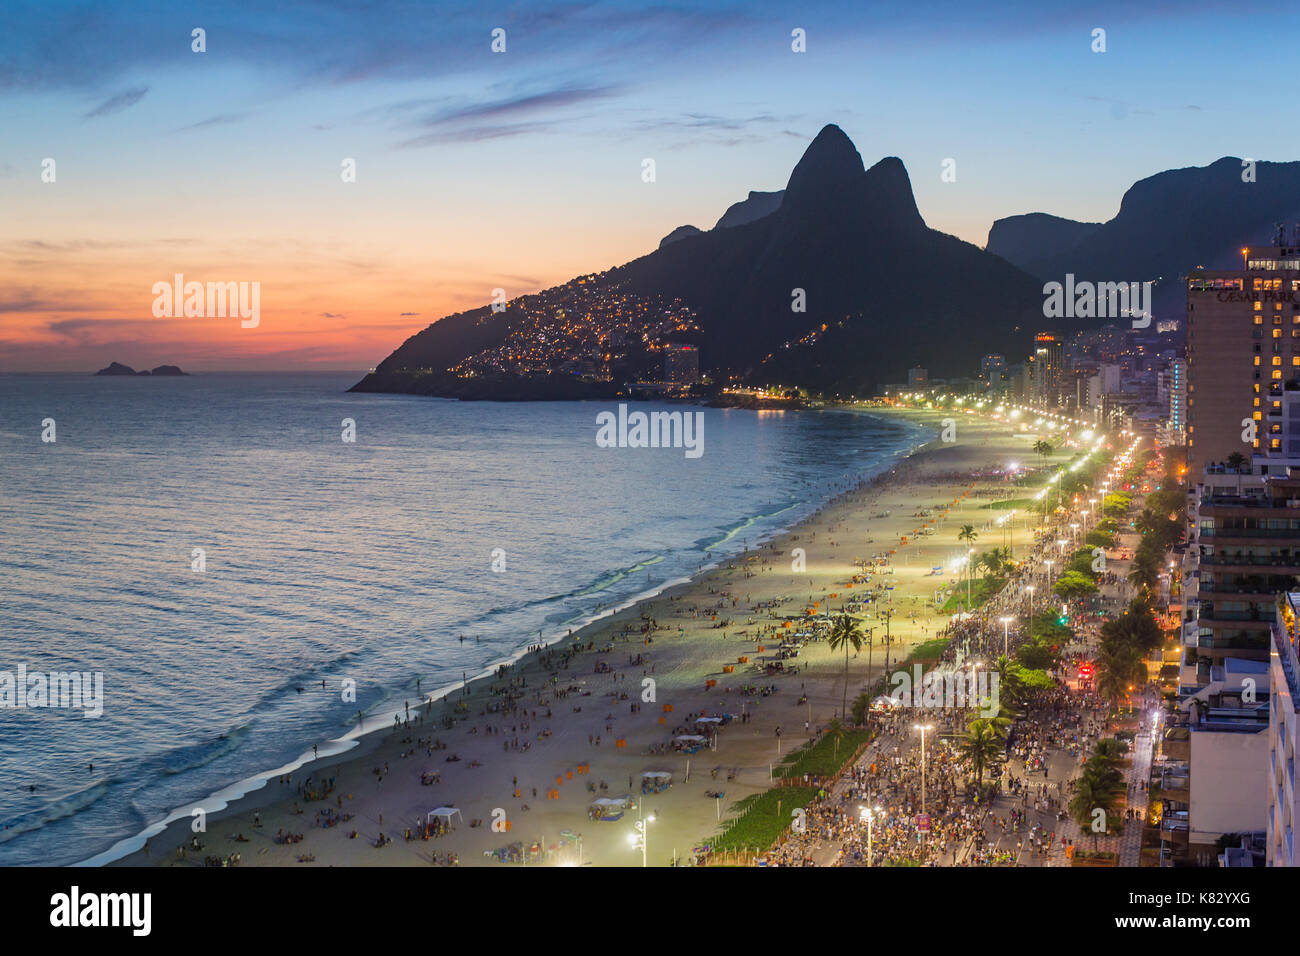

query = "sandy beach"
[111,407,1054,868]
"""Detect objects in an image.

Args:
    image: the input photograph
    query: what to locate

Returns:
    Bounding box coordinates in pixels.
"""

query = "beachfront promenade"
[766,461,1164,869]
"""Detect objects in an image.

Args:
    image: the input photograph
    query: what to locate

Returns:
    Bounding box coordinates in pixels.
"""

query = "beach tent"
[641,771,672,794]
[695,716,725,725]
[427,807,464,827]
[589,797,631,821]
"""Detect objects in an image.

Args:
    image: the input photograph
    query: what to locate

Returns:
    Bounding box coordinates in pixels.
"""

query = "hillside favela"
[0,0,1287,939]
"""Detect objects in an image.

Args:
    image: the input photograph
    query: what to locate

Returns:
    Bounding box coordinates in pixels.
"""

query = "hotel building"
[1186,239,1300,476]
[663,343,700,384]
[1182,472,1300,690]
[1033,332,1063,406]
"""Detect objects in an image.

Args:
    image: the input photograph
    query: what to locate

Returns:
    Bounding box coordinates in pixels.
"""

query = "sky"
[2,0,1298,372]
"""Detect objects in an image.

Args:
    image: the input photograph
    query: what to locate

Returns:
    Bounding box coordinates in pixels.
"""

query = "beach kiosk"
[588,795,633,822]
[640,771,672,794]
[673,734,708,754]
[426,806,464,829]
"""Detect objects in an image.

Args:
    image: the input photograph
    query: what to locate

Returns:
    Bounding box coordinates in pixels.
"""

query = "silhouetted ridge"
[354,123,1046,399]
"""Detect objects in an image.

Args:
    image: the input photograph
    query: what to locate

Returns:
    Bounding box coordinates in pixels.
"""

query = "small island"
[94,362,188,376]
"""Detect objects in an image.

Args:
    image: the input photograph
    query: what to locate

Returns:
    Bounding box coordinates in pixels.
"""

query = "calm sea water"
[0,372,928,865]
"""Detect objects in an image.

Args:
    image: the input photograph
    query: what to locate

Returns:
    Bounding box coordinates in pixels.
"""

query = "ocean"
[0,372,929,865]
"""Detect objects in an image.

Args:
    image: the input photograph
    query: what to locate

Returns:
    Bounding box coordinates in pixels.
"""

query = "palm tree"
[826,716,847,761]
[827,614,864,722]
[978,550,1000,581]
[1033,440,1055,520]
[958,524,978,605]
[1127,551,1159,595]
[1097,644,1143,711]
[1093,738,1129,763]
[1068,765,1124,850]
[1225,451,1248,474]
[992,654,1025,707]
[957,718,1005,786]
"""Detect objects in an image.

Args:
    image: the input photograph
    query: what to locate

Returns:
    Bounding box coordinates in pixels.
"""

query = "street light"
[1000,616,1013,657]
[914,724,934,842]
[629,814,655,867]
[860,805,883,867]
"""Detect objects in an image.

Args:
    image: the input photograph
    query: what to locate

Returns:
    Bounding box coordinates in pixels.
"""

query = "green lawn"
[908,637,953,661]
[775,729,875,780]
[941,575,1006,613]
[710,786,820,854]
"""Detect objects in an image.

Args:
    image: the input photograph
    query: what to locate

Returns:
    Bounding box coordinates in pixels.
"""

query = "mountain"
[987,157,1300,285]
[714,189,783,229]
[353,124,1048,399]
[659,224,704,249]
[986,214,1102,271]
[658,190,784,248]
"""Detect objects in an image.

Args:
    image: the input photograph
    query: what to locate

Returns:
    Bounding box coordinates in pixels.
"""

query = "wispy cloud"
[392,84,620,149]
[84,85,147,119]
[173,111,251,132]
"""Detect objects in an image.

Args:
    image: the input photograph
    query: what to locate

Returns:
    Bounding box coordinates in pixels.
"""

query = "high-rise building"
[1182,471,1300,689]
[1169,358,1187,444]
[1033,332,1063,406]
[907,366,928,388]
[663,343,700,384]
[1186,235,1300,475]
[979,354,1005,391]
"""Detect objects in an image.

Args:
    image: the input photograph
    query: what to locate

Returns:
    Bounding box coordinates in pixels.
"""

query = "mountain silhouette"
[714,189,783,229]
[987,157,1300,317]
[354,124,1047,398]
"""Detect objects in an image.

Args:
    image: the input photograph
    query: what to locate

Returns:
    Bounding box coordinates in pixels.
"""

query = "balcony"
[1164,729,1190,762]
[1199,527,1300,539]
[1196,604,1273,625]
[1195,584,1286,598]
[1199,552,1300,569]
[1161,814,1190,843]
[1197,633,1271,651]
